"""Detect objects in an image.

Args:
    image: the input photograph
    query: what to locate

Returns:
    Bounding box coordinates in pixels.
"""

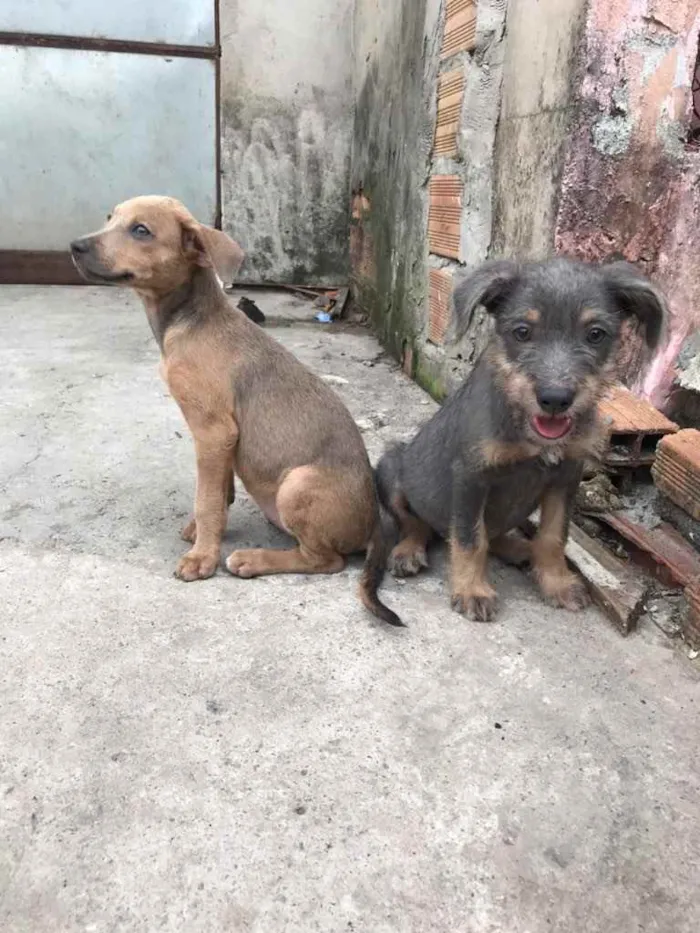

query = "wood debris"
[525,514,649,634]
[595,512,700,588]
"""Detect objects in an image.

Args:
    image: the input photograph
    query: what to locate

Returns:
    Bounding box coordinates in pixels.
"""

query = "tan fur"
[524,308,540,323]
[489,531,532,566]
[387,492,432,577]
[485,341,615,465]
[532,487,589,611]
[72,196,395,621]
[449,518,496,622]
[480,438,540,468]
[580,308,602,326]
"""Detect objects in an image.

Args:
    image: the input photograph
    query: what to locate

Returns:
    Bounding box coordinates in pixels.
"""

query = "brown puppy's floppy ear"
[600,261,667,352]
[446,259,521,342]
[183,222,245,285]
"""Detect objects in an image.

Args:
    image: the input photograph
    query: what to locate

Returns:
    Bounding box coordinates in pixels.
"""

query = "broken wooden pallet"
[651,429,700,522]
[598,384,677,469]
[525,514,649,634]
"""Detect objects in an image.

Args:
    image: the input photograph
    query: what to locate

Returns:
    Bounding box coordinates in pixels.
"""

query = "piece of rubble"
[576,472,622,514]
[237,296,266,325]
[651,429,700,522]
[644,593,683,638]
[598,384,678,469]
[526,514,649,634]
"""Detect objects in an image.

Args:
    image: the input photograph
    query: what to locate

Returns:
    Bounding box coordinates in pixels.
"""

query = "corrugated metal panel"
[428,176,461,259]
[0,46,216,249]
[0,1,215,47]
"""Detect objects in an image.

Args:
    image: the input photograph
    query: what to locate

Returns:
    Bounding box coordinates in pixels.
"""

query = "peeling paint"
[592,114,634,155]
[555,0,700,409]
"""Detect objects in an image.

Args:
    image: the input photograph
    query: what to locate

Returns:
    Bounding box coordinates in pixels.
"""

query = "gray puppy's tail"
[359,516,404,628]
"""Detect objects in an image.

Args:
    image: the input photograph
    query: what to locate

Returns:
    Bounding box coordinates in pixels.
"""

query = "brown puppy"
[71,196,401,626]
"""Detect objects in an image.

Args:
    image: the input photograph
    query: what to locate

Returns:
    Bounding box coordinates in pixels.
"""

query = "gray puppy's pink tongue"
[532,414,572,440]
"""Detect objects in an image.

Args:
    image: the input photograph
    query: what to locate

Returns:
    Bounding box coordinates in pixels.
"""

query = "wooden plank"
[526,514,649,635]
[597,512,700,589]
[0,250,85,285]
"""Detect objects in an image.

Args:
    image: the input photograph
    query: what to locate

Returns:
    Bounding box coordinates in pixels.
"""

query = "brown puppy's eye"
[587,326,607,345]
[512,324,531,342]
[130,222,152,240]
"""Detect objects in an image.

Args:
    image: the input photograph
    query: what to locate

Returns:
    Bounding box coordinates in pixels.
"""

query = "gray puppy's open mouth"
[531,414,573,440]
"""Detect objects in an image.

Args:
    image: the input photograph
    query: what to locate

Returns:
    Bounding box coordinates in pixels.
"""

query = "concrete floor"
[1,285,699,933]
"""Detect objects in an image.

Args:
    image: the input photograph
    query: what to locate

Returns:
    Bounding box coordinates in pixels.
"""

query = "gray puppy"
[376,257,667,621]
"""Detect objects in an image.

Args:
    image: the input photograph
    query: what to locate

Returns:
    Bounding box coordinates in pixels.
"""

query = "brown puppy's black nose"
[70,238,90,255]
[537,386,575,415]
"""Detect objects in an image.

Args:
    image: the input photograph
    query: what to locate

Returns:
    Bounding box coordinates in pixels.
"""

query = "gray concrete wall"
[349,0,443,360]
[493,0,587,257]
[219,0,354,285]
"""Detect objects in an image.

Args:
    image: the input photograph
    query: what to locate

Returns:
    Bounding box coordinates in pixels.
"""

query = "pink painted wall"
[555,0,700,409]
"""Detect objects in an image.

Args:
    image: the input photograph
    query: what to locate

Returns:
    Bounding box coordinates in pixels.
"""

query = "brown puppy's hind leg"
[532,486,589,611]
[388,492,433,578]
[226,465,355,578]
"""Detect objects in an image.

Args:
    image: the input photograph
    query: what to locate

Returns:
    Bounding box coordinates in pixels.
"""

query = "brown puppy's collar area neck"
[138,267,228,348]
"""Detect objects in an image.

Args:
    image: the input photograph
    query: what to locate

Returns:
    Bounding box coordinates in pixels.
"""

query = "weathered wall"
[555,0,700,407]
[219,0,354,284]
[493,0,587,257]
[349,0,443,365]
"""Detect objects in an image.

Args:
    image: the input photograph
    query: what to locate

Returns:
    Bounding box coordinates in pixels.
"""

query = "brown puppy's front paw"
[389,542,429,578]
[226,549,264,578]
[180,517,197,543]
[175,549,219,581]
[451,586,498,622]
[541,574,590,612]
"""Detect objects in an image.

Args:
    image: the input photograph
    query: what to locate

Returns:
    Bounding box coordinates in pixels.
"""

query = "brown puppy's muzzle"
[70,235,133,284]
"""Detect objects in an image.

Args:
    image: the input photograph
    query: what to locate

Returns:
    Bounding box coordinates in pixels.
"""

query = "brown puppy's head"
[449,257,668,445]
[70,196,244,293]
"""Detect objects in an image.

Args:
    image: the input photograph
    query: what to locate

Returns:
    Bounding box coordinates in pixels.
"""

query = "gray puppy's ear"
[600,261,667,352]
[446,259,521,342]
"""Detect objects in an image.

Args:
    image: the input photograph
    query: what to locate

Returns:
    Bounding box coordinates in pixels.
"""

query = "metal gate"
[0,1,219,283]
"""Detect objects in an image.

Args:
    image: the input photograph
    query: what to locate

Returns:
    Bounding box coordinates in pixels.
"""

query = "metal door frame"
[0,1,221,284]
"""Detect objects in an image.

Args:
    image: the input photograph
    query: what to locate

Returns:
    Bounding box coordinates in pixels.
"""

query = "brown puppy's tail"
[359,518,405,627]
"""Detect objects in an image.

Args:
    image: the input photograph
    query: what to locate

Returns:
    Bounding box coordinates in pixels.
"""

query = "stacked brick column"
[426,0,478,346]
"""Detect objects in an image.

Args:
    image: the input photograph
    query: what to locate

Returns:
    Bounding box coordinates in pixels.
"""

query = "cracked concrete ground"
[1,286,699,933]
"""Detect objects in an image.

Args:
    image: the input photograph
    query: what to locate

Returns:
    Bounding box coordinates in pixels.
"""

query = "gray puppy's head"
[448,257,667,442]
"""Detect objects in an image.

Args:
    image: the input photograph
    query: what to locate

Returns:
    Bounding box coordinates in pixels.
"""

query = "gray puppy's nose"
[536,386,575,415]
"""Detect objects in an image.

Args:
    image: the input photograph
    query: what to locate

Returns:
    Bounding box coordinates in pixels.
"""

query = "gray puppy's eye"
[586,326,607,345]
[512,323,531,342]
